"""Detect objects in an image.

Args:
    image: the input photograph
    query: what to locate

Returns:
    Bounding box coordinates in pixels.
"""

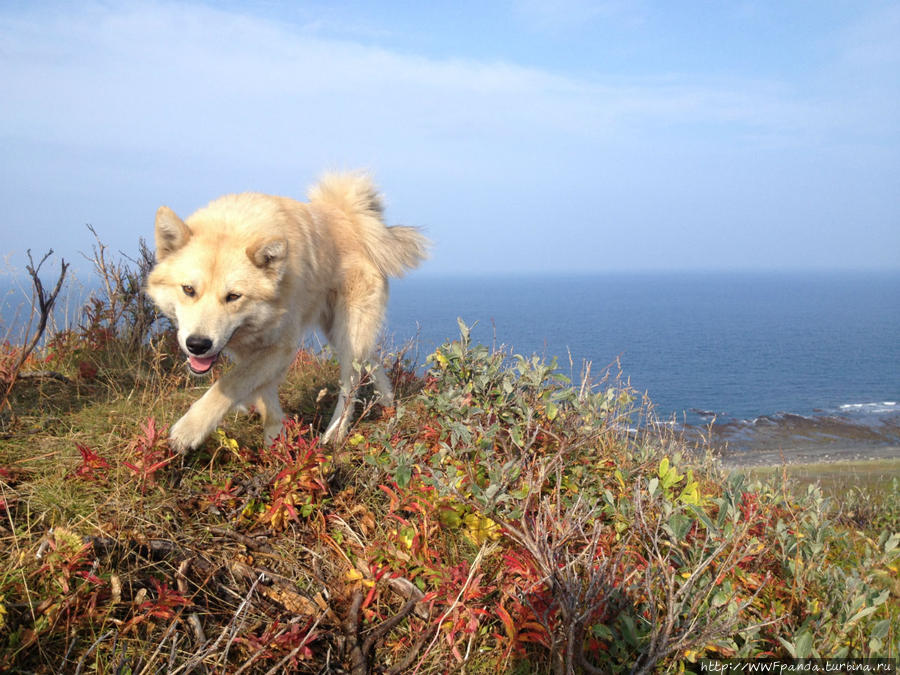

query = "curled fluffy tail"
[308,172,430,278]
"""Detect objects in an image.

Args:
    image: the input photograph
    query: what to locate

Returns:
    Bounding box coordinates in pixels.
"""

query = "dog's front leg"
[169,348,294,453]
[169,383,233,453]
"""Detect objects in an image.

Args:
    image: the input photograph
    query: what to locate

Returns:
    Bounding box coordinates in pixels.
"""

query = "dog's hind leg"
[370,361,394,407]
[321,358,392,443]
[321,271,388,444]
[251,381,286,446]
[322,363,357,445]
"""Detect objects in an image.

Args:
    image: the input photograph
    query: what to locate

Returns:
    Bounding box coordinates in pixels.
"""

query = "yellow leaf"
[659,456,670,478]
[438,503,464,529]
[397,526,415,549]
[464,513,501,545]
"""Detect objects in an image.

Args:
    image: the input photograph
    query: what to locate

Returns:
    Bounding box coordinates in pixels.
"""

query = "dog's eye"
[182,285,195,297]
[225,292,242,303]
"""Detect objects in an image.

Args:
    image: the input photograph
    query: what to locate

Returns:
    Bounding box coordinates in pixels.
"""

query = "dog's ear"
[155,207,191,260]
[247,237,287,275]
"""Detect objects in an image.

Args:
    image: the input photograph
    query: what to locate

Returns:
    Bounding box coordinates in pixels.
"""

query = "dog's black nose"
[185,335,213,355]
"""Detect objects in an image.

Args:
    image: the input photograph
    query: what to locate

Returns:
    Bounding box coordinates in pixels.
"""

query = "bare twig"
[262,645,303,675]
[15,370,71,383]
[344,578,431,675]
[135,617,179,675]
[209,525,274,554]
[176,558,207,646]
[81,226,163,349]
[170,572,264,675]
[73,629,116,675]
[1,249,69,408]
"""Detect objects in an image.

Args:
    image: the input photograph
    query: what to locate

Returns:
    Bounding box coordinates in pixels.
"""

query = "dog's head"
[146,204,287,375]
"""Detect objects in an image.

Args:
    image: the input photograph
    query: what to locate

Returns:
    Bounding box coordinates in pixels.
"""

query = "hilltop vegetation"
[0,247,898,673]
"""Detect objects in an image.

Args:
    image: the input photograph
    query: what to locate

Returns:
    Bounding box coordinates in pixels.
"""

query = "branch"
[344,586,426,675]
[2,250,69,408]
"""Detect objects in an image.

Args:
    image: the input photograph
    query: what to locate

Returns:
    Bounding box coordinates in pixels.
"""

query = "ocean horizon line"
[404,267,900,281]
[3,264,900,286]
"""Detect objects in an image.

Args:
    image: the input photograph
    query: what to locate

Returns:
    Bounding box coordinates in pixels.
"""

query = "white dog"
[146,173,428,452]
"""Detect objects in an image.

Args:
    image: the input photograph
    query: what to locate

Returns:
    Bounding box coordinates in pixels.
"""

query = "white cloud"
[0,1,814,161]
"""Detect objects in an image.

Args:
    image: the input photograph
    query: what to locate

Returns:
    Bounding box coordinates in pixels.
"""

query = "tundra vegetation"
[1,241,898,673]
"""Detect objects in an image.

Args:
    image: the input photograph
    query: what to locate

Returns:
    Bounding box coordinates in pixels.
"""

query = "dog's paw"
[263,420,286,446]
[168,415,208,454]
[321,419,349,446]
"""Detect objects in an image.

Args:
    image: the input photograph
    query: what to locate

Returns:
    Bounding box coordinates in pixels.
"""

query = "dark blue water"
[385,272,900,430]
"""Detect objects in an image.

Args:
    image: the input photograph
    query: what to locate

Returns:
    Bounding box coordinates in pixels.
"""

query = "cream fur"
[146,172,429,452]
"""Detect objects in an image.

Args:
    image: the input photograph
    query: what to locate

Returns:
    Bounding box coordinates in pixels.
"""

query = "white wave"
[839,401,898,414]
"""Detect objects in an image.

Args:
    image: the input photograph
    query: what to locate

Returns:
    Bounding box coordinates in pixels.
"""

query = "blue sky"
[1,0,898,276]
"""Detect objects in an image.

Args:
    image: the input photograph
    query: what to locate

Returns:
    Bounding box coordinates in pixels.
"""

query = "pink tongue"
[189,355,216,372]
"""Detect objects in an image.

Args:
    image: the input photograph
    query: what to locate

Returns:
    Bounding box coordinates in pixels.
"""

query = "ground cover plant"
[1,243,898,673]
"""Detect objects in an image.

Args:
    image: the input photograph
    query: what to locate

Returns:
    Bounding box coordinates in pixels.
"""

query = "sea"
[384,272,900,464]
[3,270,899,464]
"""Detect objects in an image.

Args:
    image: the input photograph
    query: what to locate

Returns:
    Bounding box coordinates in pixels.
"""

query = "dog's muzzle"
[185,335,219,375]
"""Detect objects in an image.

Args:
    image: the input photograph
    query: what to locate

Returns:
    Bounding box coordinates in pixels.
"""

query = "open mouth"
[187,353,219,375]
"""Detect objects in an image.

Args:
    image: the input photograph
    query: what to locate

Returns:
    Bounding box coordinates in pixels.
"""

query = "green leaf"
[456,317,471,343]
[394,463,412,489]
[668,512,692,540]
[619,614,638,647]
[847,604,879,626]
[686,504,717,532]
[658,457,670,479]
[592,624,613,641]
[871,619,891,640]
[847,594,866,616]
[777,637,798,658]
[438,505,464,529]
[546,401,559,421]
[661,466,684,490]
[794,630,813,658]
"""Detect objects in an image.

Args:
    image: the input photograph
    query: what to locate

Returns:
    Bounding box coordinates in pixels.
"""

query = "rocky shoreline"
[720,443,900,468]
